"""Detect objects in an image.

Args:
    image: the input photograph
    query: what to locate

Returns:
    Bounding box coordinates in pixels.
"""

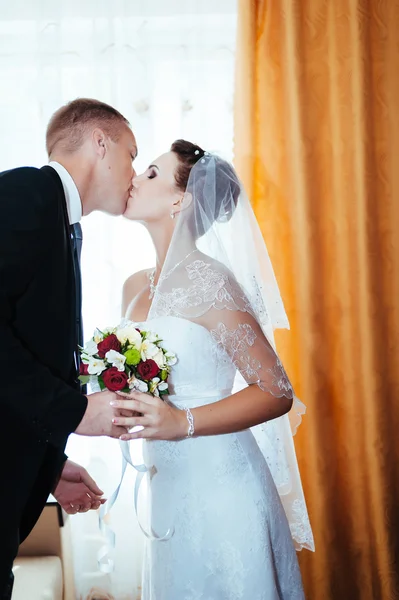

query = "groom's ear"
[92,128,107,159]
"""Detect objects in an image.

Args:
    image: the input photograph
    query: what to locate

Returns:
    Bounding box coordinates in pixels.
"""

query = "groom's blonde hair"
[46,98,130,157]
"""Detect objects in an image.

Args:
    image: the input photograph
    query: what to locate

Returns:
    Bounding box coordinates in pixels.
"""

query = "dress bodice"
[141,316,235,400]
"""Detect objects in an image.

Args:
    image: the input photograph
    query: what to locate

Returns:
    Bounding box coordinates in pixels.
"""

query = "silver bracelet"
[185,407,195,438]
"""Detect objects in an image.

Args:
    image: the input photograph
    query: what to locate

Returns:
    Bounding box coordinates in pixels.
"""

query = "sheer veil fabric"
[148,153,314,551]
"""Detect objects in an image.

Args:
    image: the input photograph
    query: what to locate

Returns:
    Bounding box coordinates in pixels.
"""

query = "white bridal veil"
[146,151,314,551]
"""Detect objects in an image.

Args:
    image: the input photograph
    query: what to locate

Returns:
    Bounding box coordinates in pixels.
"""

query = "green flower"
[160,369,168,381]
[124,348,141,366]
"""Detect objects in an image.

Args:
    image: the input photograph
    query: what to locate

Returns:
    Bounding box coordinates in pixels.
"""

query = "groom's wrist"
[51,457,68,493]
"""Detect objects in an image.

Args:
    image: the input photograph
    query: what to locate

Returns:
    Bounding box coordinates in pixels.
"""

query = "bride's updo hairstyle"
[170,139,240,237]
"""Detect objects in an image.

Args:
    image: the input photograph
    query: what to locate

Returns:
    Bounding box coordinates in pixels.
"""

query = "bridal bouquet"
[78,319,177,397]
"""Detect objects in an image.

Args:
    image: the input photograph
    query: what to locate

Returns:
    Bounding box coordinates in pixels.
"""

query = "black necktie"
[71,221,83,265]
[70,223,84,386]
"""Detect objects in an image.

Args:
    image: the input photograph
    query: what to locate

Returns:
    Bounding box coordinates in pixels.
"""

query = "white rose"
[116,322,142,347]
[87,357,106,376]
[83,339,98,357]
[105,349,126,372]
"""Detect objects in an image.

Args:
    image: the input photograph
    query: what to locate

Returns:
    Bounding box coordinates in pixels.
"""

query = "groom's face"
[97,125,137,215]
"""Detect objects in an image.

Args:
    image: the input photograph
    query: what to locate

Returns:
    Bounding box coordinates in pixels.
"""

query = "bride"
[112,140,314,599]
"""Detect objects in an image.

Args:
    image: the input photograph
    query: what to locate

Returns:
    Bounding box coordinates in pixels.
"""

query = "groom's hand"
[75,390,129,438]
[53,459,106,514]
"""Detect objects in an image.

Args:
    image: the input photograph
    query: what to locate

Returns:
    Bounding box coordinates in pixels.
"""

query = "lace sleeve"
[208,316,293,399]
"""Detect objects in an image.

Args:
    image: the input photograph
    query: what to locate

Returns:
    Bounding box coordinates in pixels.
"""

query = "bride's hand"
[110,392,188,441]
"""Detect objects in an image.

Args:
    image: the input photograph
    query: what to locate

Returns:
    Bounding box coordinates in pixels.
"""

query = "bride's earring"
[170,211,175,220]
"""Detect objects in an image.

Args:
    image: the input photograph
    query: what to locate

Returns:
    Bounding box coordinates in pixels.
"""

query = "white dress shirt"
[48,161,82,225]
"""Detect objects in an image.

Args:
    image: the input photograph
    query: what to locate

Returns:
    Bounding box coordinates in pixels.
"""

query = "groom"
[0,98,138,599]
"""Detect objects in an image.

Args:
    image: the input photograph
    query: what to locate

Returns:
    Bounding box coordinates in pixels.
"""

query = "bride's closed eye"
[147,164,159,179]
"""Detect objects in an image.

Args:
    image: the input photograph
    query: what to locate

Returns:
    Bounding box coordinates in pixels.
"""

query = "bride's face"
[124,151,182,222]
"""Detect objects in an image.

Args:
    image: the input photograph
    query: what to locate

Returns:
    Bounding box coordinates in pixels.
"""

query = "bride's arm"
[115,382,292,441]
[188,384,292,437]
[190,307,294,435]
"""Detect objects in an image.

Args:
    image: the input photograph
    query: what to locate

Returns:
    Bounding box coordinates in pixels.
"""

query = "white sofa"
[12,501,75,600]
[12,556,63,600]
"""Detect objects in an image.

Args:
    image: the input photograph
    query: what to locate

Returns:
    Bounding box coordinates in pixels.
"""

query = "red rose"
[79,362,89,376]
[97,334,121,358]
[102,367,128,391]
[136,359,160,381]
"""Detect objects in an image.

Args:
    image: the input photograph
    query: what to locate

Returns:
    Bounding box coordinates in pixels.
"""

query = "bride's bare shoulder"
[122,269,152,316]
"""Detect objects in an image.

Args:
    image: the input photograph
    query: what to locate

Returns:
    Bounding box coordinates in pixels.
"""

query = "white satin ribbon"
[97,439,173,573]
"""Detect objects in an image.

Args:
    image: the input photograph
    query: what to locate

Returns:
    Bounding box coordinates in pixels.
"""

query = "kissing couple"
[0,97,313,600]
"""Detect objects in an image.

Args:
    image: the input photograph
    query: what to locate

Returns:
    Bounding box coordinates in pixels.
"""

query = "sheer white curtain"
[0,1,237,597]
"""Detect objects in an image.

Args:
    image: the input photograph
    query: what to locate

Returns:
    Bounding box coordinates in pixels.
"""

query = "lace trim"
[289,499,315,551]
[151,259,251,318]
[266,357,293,397]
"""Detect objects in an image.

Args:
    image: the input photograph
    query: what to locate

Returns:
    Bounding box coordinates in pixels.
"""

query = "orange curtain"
[234,1,399,599]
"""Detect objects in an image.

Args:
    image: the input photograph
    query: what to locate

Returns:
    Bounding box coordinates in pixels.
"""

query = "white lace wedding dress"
[140,315,306,600]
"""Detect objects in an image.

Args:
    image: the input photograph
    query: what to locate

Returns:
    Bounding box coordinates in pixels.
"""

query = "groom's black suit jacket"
[0,166,87,587]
